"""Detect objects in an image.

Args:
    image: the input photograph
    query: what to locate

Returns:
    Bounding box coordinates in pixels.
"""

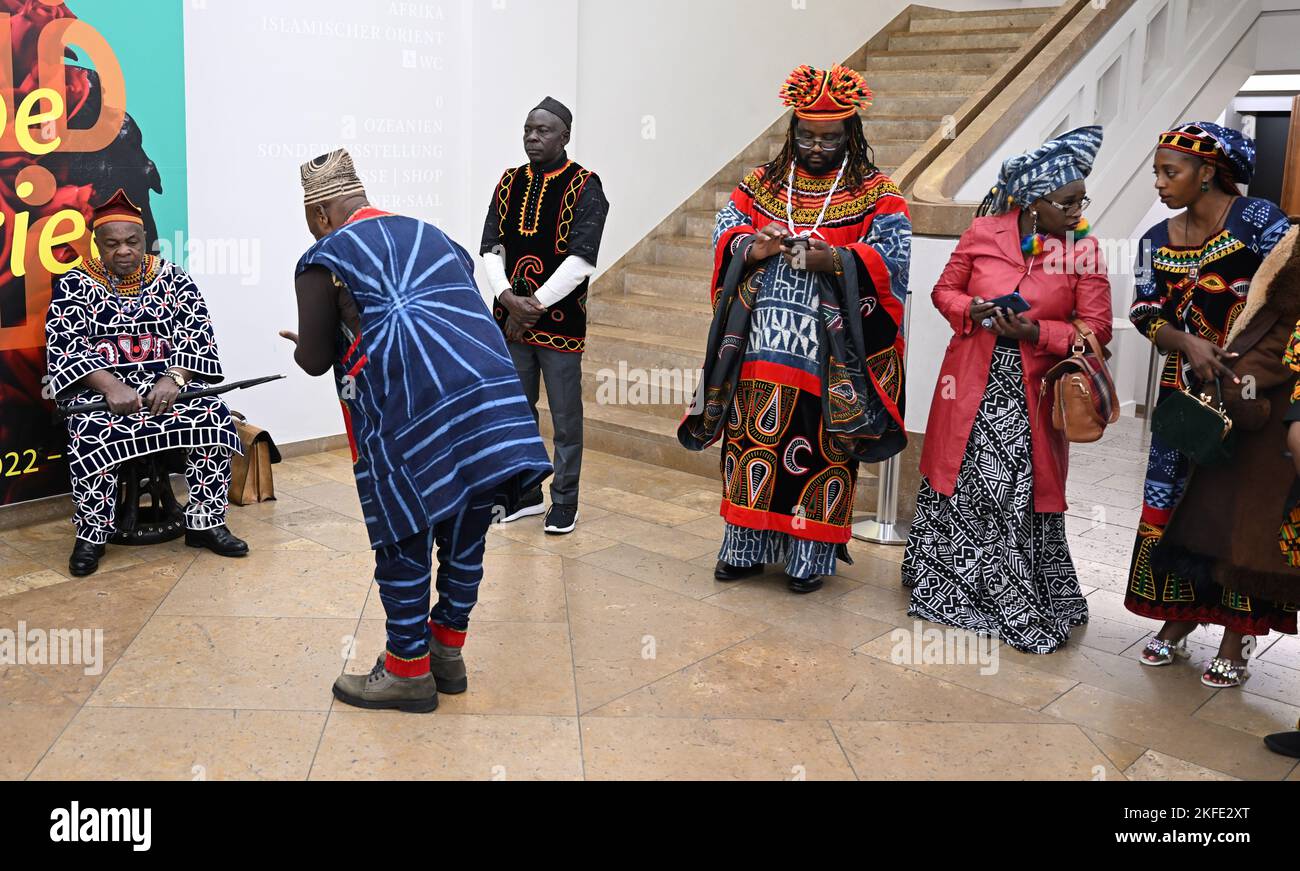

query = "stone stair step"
[653,234,713,270]
[622,263,713,299]
[576,358,699,422]
[865,70,991,94]
[536,392,721,479]
[587,289,713,335]
[584,323,705,371]
[870,139,928,166]
[867,89,971,116]
[861,48,1009,72]
[906,10,1054,33]
[887,27,1038,52]
[862,116,952,140]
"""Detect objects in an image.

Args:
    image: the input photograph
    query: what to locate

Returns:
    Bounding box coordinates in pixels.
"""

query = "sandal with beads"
[1201,656,1248,688]
[1139,635,1189,667]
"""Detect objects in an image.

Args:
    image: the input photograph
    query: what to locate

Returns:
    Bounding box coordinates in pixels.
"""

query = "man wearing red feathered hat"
[679,64,911,594]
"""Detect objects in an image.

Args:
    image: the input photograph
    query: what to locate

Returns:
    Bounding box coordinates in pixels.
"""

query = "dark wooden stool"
[108,450,186,546]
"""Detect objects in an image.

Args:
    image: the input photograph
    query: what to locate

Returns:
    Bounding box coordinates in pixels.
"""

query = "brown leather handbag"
[229,410,282,505]
[1039,320,1119,444]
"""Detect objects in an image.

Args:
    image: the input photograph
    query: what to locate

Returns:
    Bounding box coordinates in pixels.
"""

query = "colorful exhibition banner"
[0,0,186,507]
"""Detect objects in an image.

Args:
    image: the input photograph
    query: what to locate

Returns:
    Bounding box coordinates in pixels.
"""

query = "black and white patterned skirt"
[901,341,1087,654]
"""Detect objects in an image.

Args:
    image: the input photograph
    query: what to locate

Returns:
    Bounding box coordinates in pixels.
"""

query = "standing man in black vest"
[481,97,609,535]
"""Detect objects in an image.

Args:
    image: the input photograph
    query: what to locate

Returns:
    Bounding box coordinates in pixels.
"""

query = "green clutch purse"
[1151,379,1235,465]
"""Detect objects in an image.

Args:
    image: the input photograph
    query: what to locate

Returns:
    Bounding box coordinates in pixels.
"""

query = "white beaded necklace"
[787,157,847,240]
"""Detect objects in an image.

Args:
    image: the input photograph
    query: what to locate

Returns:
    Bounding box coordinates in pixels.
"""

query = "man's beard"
[796,149,843,174]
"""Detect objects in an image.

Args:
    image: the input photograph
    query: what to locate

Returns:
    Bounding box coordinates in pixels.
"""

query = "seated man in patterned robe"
[45,190,248,577]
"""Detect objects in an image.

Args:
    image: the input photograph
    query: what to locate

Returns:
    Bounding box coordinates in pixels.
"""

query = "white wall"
[184,0,474,445]
[577,0,1066,268]
[181,0,1068,446]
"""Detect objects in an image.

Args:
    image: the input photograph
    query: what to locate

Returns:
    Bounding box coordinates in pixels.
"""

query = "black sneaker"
[543,504,578,535]
[496,488,545,523]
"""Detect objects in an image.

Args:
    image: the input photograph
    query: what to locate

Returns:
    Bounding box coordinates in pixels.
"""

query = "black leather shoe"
[69,540,105,577]
[787,574,824,594]
[185,525,249,557]
[714,561,763,581]
[1264,730,1300,758]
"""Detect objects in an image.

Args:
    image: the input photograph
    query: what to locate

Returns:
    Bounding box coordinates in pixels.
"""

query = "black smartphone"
[782,235,810,254]
[985,291,1031,315]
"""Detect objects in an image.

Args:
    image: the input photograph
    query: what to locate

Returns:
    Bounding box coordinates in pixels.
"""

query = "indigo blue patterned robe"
[296,212,552,549]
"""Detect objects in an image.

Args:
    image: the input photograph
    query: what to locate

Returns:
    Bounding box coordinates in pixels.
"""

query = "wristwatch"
[162,368,189,389]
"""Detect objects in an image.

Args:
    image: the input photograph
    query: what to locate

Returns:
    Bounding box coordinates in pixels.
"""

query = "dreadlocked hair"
[758,114,879,195]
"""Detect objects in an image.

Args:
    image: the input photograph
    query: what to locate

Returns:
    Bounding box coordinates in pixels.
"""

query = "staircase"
[539,4,1058,494]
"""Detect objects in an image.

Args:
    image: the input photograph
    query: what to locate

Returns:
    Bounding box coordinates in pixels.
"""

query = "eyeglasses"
[1042,196,1091,213]
[794,134,845,150]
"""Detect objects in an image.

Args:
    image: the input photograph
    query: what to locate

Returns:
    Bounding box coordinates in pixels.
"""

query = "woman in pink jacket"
[902,127,1113,654]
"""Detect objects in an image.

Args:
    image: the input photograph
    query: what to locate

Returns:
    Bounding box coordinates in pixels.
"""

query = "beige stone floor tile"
[344,619,576,717]
[847,540,907,566]
[226,491,317,522]
[159,549,373,619]
[581,717,856,781]
[578,543,731,600]
[489,516,616,558]
[1071,614,1152,656]
[4,532,163,581]
[311,713,582,780]
[1067,504,1141,532]
[826,580,913,628]
[1123,749,1239,781]
[482,536,550,557]
[1258,634,1300,670]
[1082,728,1147,771]
[359,552,567,624]
[30,708,324,781]
[1043,684,1295,780]
[831,721,1123,780]
[0,543,44,583]
[589,628,1056,724]
[1194,689,1300,739]
[998,642,1217,715]
[267,505,373,553]
[301,460,363,487]
[0,555,193,704]
[671,514,726,540]
[703,575,894,650]
[1289,762,1300,781]
[1236,657,1300,709]
[666,489,723,515]
[288,480,364,521]
[563,560,765,713]
[834,554,906,590]
[1067,534,1139,571]
[578,466,711,503]
[1066,480,1143,513]
[266,462,333,494]
[225,517,335,554]
[87,615,356,711]
[0,569,72,599]
[579,513,718,561]
[1072,558,1131,596]
[580,487,707,526]
[856,632,1077,709]
[0,704,79,780]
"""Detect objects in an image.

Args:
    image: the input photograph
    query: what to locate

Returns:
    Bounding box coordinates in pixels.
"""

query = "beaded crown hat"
[780,65,873,121]
[91,189,144,229]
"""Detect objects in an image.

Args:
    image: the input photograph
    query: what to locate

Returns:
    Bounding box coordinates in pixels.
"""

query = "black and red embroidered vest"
[490,159,596,353]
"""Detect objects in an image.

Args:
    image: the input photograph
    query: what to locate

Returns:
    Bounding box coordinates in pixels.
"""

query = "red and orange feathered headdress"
[91,188,144,229]
[779,65,873,121]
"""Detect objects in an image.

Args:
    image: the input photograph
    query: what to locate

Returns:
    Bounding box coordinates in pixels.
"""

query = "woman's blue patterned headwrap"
[978,125,1105,217]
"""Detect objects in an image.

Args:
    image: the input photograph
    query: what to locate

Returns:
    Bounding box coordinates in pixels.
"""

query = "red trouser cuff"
[385,651,430,677]
[429,621,467,648]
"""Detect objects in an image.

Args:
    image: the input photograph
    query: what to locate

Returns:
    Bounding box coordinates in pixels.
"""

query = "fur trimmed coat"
[1154,221,1300,605]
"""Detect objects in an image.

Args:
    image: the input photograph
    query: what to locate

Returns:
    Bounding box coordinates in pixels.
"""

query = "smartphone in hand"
[985,291,1031,315]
